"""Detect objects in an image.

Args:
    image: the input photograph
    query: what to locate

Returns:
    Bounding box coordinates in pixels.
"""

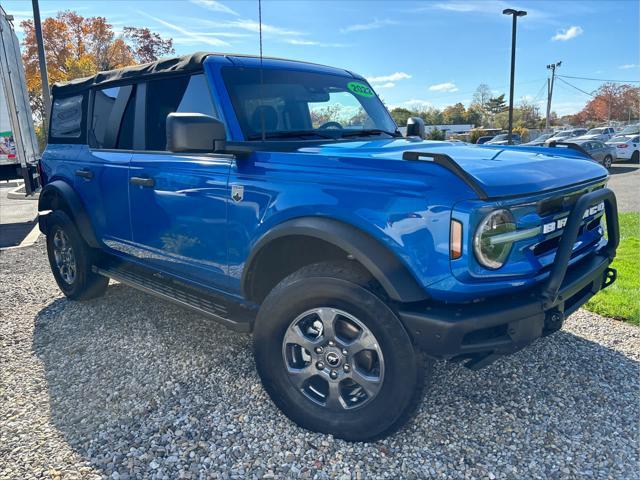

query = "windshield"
[587,128,604,135]
[222,67,397,140]
[609,136,631,143]
[532,133,552,142]
[490,134,508,141]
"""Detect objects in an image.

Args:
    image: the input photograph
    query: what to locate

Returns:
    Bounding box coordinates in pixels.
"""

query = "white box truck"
[0,5,39,193]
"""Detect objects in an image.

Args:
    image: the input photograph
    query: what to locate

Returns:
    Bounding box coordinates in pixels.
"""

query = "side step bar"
[93,264,255,332]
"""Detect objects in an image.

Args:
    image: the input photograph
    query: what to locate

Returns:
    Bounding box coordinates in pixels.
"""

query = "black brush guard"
[399,188,619,370]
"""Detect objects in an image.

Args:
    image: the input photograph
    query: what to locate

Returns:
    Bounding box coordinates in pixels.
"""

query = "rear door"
[74,84,135,248]
[128,73,231,289]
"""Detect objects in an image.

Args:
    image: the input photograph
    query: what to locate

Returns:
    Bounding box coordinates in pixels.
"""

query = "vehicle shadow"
[609,164,638,175]
[32,284,639,477]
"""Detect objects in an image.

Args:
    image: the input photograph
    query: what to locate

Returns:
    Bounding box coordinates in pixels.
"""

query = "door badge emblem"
[231,185,244,203]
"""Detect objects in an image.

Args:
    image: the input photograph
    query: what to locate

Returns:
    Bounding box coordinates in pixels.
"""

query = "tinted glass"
[91,87,120,148]
[222,67,397,139]
[50,95,83,138]
[117,88,136,149]
[145,74,217,151]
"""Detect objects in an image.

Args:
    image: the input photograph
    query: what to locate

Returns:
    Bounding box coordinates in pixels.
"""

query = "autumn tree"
[572,83,640,124]
[21,10,174,119]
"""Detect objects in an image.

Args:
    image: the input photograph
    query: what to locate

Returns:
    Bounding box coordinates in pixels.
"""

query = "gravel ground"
[1,241,639,480]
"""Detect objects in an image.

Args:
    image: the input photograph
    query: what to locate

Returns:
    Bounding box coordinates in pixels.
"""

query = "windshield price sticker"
[348,82,374,98]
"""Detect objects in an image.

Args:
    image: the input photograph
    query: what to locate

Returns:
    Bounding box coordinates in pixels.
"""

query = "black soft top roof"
[51,52,210,97]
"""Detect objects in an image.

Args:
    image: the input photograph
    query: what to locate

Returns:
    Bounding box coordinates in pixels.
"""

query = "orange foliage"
[21,10,173,119]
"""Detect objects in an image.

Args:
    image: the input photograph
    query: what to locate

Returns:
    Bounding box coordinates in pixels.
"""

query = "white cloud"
[367,72,412,83]
[619,64,638,70]
[402,99,432,108]
[340,19,398,33]
[373,82,396,89]
[428,82,459,93]
[224,19,302,36]
[190,0,239,16]
[552,26,583,41]
[137,12,231,47]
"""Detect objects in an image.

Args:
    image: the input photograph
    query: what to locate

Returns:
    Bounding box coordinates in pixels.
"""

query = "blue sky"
[4,0,639,115]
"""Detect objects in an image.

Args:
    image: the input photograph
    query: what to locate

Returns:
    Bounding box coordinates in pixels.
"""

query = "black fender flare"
[38,180,100,248]
[241,217,429,303]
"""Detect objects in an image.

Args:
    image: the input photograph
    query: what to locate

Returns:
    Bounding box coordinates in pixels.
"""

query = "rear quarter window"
[49,94,86,142]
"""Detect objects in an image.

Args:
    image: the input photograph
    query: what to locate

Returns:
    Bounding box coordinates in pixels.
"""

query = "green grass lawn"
[584,211,640,325]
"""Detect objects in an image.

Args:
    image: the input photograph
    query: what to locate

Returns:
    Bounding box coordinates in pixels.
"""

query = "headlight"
[473,209,516,269]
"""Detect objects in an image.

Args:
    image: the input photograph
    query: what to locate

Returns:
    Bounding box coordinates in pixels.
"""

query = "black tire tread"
[254,260,431,442]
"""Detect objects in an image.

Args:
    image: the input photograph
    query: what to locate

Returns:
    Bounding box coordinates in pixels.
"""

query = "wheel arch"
[38,180,100,248]
[241,217,429,304]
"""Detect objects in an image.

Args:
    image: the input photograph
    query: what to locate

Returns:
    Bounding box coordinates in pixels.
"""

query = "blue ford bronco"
[38,52,619,441]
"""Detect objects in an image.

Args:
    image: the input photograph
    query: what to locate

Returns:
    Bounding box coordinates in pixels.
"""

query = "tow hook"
[602,267,617,290]
[543,310,564,335]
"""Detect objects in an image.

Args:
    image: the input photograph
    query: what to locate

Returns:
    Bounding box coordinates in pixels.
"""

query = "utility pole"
[545,61,561,131]
[503,8,527,145]
[31,0,51,133]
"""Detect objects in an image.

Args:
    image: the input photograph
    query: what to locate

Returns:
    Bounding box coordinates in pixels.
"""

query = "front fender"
[241,216,429,303]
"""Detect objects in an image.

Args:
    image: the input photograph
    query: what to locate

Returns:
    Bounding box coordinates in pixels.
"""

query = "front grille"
[532,218,601,257]
[537,184,604,217]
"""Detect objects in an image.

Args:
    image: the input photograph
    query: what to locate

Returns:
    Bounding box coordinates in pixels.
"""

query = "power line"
[557,74,640,84]
[556,77,595,97]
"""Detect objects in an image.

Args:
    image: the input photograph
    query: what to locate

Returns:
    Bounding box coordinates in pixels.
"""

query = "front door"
[126,72,231,290]
[128,152,232,289]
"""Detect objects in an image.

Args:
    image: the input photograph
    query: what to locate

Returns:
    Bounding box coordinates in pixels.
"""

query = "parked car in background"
[618,124,639,136]
[485,133,521,145]
[544,128,588,145]
[522,133,553,146]
[606,135,639,163]
[564,139,616,169]
[574,126,616,142]
[475,135,495,144]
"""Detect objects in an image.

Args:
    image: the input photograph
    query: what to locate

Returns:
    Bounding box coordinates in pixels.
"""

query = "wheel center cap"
[325,350,342,367]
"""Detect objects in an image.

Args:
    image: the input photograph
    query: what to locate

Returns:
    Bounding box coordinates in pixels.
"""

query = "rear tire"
[603,155,613,169]
[632,151,639,164]
[45,210,109,300]
[253,261,429,442]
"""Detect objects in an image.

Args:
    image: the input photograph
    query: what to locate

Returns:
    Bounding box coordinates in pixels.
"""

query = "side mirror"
[166,113,226,152]
[405,117,425,138]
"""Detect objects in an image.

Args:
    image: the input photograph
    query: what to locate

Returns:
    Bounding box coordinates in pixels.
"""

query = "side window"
[90,85,136,149]
[145,74,218,151]
[50,94,84,139]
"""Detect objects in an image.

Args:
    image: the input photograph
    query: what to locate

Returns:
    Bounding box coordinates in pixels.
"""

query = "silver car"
[573,126,616,142]
[544,128,588,145]
[566,139,616,169]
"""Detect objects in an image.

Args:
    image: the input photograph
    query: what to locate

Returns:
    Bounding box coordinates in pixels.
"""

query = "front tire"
[603,155,613,169]
[253,262,428,442]
[45,210,109,300]
[631,151,639,164]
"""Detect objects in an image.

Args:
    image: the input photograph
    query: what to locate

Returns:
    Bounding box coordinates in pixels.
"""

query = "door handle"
[130,176,155,188]
[75,168,93,180]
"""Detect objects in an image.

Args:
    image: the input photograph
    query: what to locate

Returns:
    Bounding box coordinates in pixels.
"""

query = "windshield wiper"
[340,129,401,138]
[247,130,336,140]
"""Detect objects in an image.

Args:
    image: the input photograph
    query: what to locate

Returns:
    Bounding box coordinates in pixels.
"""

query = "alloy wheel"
[282,307,384,410]
[53,228,77,284]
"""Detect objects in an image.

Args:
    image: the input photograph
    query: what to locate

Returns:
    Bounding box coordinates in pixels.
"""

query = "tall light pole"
[545,61,561,130]
[503,8,526,145]
[31,0,51,133]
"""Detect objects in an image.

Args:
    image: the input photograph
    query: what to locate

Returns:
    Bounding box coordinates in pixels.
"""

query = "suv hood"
[299,139,607,198]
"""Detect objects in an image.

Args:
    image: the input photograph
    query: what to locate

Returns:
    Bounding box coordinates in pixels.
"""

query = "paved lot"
[607,162,639,213]
[1,242,638,479]
[0,182,38,248]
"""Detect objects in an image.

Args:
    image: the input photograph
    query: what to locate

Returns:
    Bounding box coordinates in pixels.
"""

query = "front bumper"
[400,188,620,370]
